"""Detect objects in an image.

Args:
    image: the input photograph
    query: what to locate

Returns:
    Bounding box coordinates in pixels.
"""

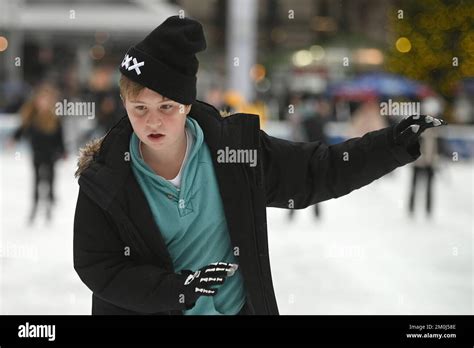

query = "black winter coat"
[13,120,66,163]
[73,100,420,315]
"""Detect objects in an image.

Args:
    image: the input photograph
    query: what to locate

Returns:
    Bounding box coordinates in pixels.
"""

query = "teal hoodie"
[129,117,246,315]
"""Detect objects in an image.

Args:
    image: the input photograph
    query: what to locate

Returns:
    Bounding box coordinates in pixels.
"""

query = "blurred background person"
[348,98,388,138]
[77,65,124,146]
[408,97,445,218]
[286,93,305,143]
[288,94,330,220]
[7,82,67,224]
[408,129,438,217]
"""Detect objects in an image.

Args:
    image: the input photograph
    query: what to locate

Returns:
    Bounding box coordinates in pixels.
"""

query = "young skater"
[73,15,446,315]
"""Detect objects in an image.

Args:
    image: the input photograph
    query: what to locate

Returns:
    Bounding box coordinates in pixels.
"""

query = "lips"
[147,133,165,141]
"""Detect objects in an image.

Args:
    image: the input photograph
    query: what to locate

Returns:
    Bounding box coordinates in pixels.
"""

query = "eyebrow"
[130,97,170,103]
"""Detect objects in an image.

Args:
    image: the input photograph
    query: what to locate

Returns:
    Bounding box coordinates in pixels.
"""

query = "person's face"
[35,87,58,112]
[124,88,191,152]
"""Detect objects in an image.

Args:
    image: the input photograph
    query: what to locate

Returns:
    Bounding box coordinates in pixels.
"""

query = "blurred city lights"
[89,44,105,60]
[310,45,325,61]
[95,32,110,44]
[354,48,384,65]
[292,50,313,67]
[396,37,412,53]
[0,36,8,52]
[250,64,266,82]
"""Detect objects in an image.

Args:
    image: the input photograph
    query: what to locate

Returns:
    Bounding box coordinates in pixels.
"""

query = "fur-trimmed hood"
[74,135,106,178]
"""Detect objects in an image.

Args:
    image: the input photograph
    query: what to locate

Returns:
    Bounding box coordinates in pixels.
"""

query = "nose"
[145,111,163,128]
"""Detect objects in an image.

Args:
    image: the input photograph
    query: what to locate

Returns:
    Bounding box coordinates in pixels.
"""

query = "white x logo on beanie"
[121,54,145,76]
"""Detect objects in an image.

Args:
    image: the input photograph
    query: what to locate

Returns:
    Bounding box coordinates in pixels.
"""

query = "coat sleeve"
[73,189,188,314]
[260,124,420,208]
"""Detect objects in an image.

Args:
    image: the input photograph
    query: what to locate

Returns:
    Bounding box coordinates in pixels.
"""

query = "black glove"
[179,262,238,309]
[393,114,447,147]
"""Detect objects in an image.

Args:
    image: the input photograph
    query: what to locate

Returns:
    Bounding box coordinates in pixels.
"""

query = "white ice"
[0,151,472,314]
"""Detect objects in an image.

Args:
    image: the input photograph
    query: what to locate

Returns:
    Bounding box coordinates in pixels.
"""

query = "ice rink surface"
[1,152,472,314]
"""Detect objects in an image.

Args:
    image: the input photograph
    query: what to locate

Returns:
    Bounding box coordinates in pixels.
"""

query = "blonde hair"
[119,74,231,117]
[20,83,60,134]
[119,74,146,101]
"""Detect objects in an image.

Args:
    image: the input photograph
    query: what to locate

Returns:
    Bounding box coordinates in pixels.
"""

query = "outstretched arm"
[261,114,446,209]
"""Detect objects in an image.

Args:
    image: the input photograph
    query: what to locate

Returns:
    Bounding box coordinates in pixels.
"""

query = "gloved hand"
[179,262,238,309]
[393,114,447,147]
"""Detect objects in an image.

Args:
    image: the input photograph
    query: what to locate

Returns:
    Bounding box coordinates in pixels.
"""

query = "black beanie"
[119,15,207,105]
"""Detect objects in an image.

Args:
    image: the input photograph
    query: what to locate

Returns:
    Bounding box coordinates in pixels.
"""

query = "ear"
[185,104,192,115]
